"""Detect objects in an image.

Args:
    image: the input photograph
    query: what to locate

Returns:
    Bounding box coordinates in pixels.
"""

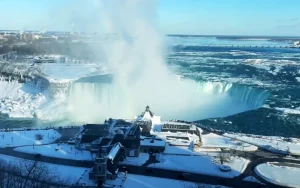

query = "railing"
[187,45,296,49]
[0,125,81,132]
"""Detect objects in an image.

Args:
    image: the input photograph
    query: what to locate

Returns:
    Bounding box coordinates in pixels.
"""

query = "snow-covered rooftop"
[141,137,166,147]
[162,121,197,131]
[107,143,122,161]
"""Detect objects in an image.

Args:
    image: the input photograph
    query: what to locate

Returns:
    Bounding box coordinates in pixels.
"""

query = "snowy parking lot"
[14,143,93,160]
[0,129,61,148]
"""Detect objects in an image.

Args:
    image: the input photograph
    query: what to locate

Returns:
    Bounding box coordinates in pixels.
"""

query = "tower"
[146,105,150,112]
[94,152,107,186]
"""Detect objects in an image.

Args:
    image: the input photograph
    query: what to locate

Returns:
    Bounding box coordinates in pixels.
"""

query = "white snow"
[196,148,222,152]
[105,172,229,188]
[14,143,93,160]
[244,59,297,75]
[107,143,122,160]
[121,153,150,166]
[164,144,196,155]
[151,124,201,146]
[275,107,300,115]
[0,80,47,118]
[167,137,191,146]
[75,167,96,186]
[243,176,263,184]
[0,62,109,121]
[202,133,258,151]
[255,162,300,188]
[0,129,61,148]
[224,133,300,155]
[141,137,166,147]
[40,63,104,83]
[142,111,152,120]
[296,77,300,82]
[0,154,90,185]
[149,154,249,178]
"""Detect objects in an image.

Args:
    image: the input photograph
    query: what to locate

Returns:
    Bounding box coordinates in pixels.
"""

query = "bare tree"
[216,151,231,165]
[0,158,69,188]
[35,134,44,141]
[0,160,23,188]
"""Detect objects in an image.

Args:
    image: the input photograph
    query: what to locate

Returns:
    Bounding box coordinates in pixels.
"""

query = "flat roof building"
[162,121,198,134]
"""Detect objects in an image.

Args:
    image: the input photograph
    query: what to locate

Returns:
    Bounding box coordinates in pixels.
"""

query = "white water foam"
[66,79,270,123]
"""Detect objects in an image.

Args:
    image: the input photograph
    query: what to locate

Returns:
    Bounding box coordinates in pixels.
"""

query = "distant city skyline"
[0,0,299,36]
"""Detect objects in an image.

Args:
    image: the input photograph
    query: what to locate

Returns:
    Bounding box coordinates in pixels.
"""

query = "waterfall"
[65,78,271,123]
[228,84,270,108]
[193,81,271,109]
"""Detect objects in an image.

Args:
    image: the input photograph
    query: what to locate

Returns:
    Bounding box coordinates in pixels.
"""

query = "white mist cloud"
[55,0,259,123]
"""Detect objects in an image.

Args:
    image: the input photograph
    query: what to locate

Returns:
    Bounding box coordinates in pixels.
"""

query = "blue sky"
[0,0,300,36]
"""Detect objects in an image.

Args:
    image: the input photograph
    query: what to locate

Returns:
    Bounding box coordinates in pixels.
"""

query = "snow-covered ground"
[243,176,263,184]
[121,153,150,166]
[255,162,300,188]
[164,143,196,155]
[0,154,92,185]
[224,133,300,155]
[14,143,93,160]
[149,154,249,178]
[243,59,297,76]
[202,133,258,151]
[275,107,300,115]
[40,63,106,83]
[0,62,108,120]
[104,172,229,188]
[0,129,61,148]
[0,80,47,118]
